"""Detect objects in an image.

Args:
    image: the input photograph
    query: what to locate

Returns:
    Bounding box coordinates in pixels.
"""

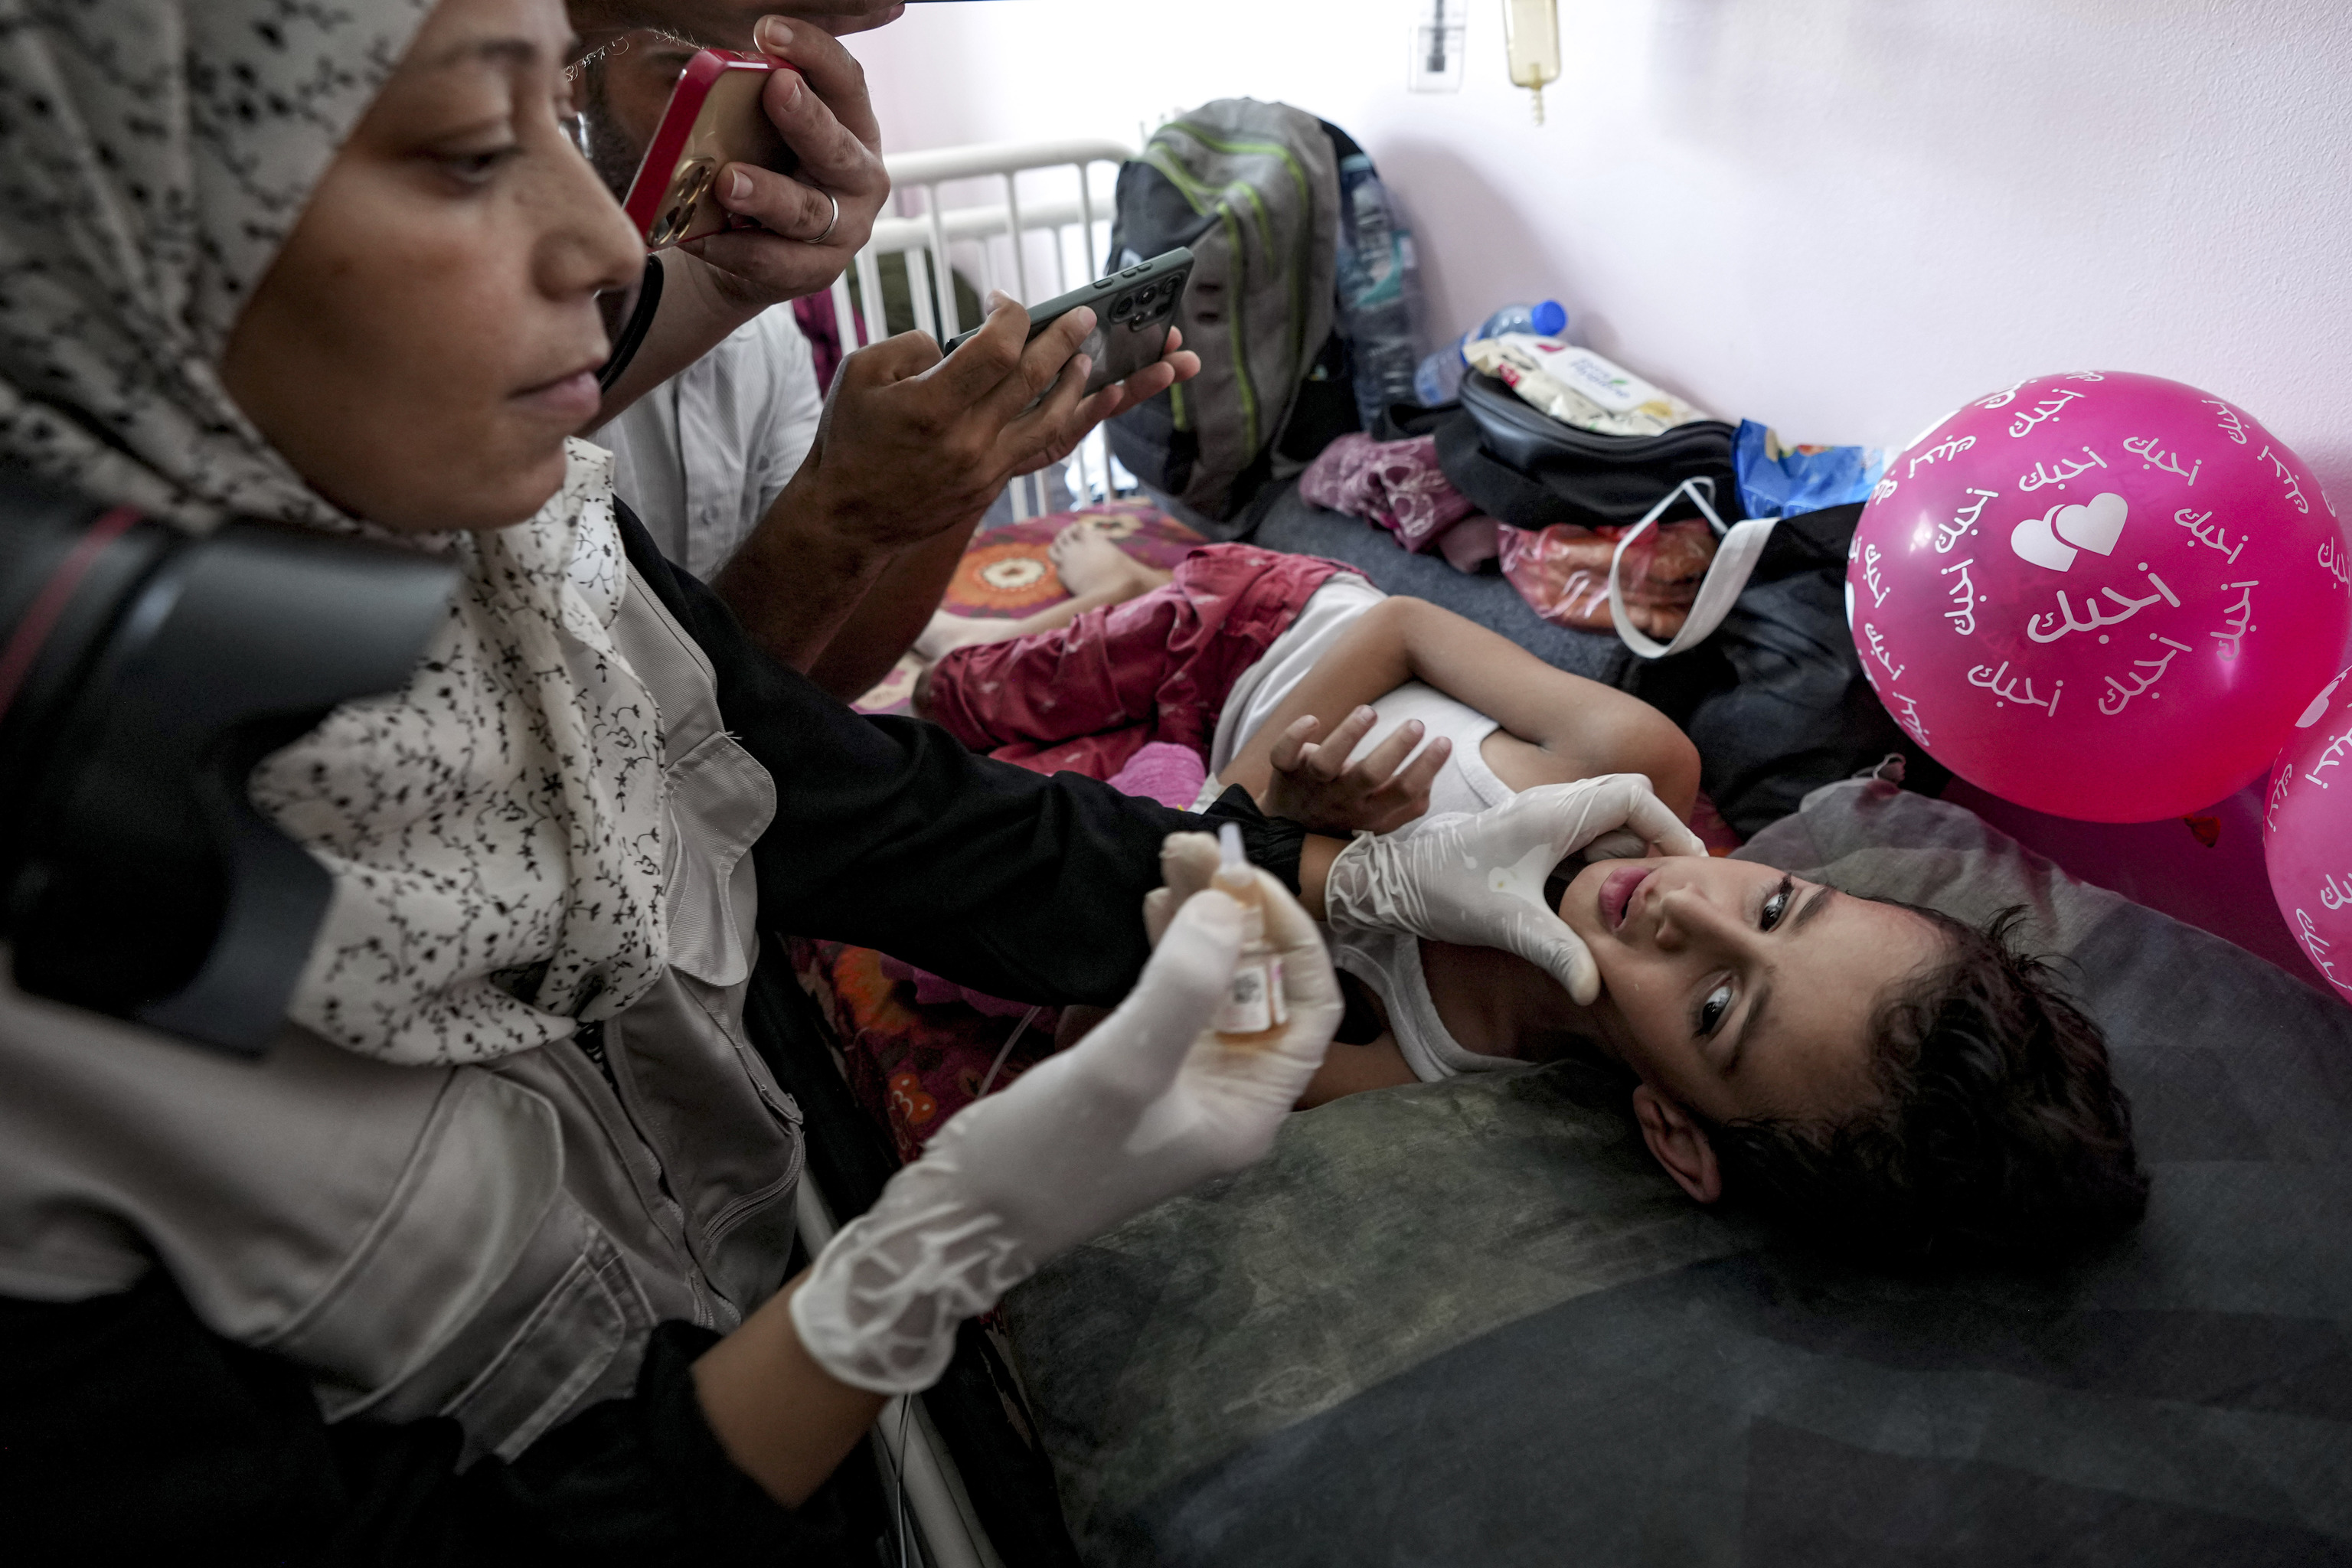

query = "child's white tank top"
[1194,576,1517,826]
[1327,924,1525,1083]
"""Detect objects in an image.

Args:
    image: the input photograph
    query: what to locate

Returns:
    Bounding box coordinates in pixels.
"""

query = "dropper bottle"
[1212,823,1289,1047]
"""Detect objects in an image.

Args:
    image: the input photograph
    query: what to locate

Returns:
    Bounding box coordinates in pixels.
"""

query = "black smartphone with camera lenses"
[945,247,1193,394]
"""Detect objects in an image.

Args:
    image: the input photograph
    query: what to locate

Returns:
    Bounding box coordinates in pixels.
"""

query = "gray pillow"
[1005,782,2352,1567]
[1740,778,2352,1171]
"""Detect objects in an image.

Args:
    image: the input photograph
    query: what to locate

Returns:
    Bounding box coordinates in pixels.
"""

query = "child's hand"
[1259,707,1451,837]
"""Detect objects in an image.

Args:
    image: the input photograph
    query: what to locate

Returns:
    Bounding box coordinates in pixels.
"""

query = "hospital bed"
[770,137,2352,1568]
[1002,779,2352,1566]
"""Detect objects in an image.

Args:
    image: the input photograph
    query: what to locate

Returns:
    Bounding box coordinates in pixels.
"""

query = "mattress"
[1003,778,2352,1566]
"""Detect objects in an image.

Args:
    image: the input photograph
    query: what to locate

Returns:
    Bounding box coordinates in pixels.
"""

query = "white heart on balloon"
[2010,510,2079,573]
[2053,492,2129,556]
[2298,672,2348,728]
[2009,492,2128,573]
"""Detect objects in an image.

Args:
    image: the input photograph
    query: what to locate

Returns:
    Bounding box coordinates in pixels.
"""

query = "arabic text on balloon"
[2295,909,2352,993]
[2202,398,2249,446]
[2174,508,2245,564]
[1936,488,1998,554]
[2256,443,2310,514]
[2007,388,2084,440]
[1907,435,1977,479]
[2210,580,2258,662]
[2017,446,2109,493]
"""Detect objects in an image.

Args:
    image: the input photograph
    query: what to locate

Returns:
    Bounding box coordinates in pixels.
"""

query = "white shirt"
[602,306,824,581]
[1328,924,1524,1083]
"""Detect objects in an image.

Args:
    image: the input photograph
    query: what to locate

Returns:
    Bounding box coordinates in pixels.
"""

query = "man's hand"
[1260,707,1452,838]
[794,292,1097,547]
[712,289,1196,671]
[710,290,1083,668]
[787,3,903,35]
[684,17,890,308]
[1004,327,1200,479]
[791,292,1197,552]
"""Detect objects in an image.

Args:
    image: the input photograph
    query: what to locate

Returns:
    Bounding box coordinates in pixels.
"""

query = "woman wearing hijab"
[0,0,1699,1555]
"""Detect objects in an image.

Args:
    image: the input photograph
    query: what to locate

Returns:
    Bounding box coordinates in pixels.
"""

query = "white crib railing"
[828,137,1138,520]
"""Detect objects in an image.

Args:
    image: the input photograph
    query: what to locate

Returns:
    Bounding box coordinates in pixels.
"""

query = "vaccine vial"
[1502,0,1562,124]
[1410,0,1466,93]
[1212,824,1288,1046]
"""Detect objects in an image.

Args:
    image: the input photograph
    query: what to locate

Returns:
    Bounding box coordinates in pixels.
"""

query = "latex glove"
[1321,773,1707,1006]
[792,848,1340,1393]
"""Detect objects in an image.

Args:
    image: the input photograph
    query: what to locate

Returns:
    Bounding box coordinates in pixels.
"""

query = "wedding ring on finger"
[805,189,839,246]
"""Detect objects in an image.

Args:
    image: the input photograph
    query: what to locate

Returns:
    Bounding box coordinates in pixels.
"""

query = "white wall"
[851,0,2352,502]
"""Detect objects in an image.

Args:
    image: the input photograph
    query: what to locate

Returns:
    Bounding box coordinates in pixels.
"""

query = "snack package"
[1462,333,1713,437]
[1495,517,1717,638]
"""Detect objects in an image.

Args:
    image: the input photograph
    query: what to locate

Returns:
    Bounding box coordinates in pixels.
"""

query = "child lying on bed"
[917,536,2149,1259]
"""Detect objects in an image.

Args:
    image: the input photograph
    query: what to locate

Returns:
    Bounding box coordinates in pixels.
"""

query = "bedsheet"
[1003,778,2352,1566]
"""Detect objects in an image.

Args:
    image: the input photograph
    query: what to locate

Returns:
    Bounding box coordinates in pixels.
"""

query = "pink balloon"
[1847,371,2349,822]
[2265,665,2352,1001]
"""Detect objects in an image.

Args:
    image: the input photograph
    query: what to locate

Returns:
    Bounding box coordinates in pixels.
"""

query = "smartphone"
[944,247,1194,395]
[622,50,802,251]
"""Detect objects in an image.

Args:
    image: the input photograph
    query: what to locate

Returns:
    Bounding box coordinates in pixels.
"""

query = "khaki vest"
[0,568,800,1463]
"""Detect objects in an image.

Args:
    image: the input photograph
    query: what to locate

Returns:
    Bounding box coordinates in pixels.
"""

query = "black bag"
[1622,502,1948,835]
[1381,371,1740,531]
[1368,381,1936,835]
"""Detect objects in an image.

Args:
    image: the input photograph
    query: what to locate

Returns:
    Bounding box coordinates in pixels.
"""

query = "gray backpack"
[1106,100,1341,527]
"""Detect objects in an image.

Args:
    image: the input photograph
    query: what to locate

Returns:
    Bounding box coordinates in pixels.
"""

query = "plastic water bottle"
[1333,154,1424,428]
[1413,299,1570,405]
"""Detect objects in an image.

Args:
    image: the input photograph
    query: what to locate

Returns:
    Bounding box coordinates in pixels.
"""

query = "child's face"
[1558,856,1942,1129]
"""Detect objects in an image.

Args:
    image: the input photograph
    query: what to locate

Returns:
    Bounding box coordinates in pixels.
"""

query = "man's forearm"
[715,472,901,673]
[589,252,766,432]
[805,518,985,700]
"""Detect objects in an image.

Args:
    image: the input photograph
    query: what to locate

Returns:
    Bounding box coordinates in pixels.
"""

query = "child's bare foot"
[1051,520,1172,599]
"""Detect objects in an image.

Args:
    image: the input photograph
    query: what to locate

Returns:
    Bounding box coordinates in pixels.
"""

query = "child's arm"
[1223,596,1700,818]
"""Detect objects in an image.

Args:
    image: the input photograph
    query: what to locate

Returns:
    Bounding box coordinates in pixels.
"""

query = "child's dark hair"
[1706,904,2148,1262]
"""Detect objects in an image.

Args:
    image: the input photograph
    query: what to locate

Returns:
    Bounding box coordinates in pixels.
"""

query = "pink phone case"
[621,51,798,250]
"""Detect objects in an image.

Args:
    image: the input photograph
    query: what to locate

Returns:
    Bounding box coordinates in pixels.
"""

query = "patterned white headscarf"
[0,1,671,1064]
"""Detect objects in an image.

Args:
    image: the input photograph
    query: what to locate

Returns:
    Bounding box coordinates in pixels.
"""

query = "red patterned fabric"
[1301,433,1477,552]
[923,544,1348,781]
[790,937,1057,1164]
